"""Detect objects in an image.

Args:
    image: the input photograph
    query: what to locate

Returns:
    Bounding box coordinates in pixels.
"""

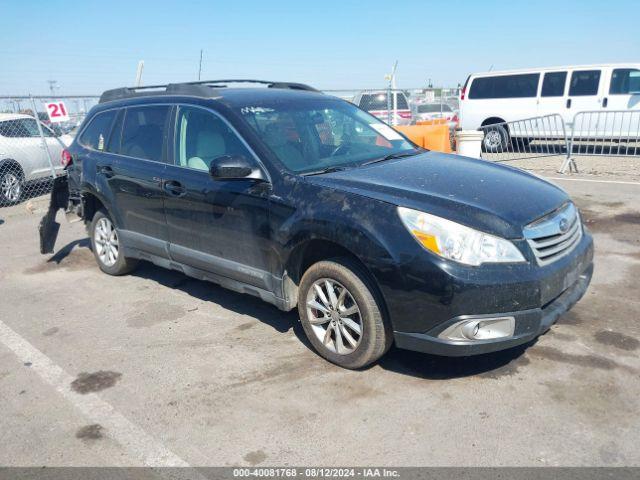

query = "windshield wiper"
[361,150,421,166]
[302,166,349,176]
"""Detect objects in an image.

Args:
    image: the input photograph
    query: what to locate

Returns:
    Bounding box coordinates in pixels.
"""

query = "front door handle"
[602,97,608,108]
[97,165,114,178]
[566,98,572,109]
[163,180,186,197]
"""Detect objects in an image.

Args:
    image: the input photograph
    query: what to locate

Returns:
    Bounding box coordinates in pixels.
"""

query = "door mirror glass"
[209,154,255,179]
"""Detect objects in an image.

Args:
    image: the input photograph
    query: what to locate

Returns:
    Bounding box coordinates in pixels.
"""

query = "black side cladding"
[39,176,69,254]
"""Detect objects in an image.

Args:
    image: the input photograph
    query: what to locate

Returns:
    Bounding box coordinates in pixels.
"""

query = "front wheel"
[298,258,391,369]
[90,209,138,275]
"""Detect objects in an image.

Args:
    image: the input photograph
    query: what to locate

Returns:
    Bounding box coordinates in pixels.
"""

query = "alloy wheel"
[1,172,21,202]
[306,278,363,355]
[484,130,503,149]
[94,217,119,267]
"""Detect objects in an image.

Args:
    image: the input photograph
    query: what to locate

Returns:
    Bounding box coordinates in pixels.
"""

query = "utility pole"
[47,80,59,97]
[198,49,203,81]
[135,61,144,87]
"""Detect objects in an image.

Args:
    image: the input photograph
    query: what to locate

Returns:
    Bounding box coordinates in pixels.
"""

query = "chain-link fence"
[322,87,460,126]
[0,100,71,207]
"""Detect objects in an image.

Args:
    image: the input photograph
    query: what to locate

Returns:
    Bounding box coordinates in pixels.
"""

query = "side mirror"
[209,154,259,180]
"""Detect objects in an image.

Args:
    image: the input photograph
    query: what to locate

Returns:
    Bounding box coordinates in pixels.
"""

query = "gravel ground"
[484,154,640,182]
[0,173,638,467]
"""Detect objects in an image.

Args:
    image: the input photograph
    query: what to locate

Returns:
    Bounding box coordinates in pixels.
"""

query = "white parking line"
[0,319,190,467]
[544,176,640,186]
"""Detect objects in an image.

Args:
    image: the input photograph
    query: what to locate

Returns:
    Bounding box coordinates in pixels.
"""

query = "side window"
[541,72,567,97]
[106,109,125,153]
[469,74,539,99]
[610,68,640,95]
[0,119,40,138]
[469,77,493,99]
[569,70,601,96]
[79,110,117,151]
[20,118,41,137]
[120,106,170,162]
[175,106,254,172]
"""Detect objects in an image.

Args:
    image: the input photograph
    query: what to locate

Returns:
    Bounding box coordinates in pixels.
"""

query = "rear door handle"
[163,180,186,197]
[602,97,608,108]
[97,165,114,178]
[566,98,572,109]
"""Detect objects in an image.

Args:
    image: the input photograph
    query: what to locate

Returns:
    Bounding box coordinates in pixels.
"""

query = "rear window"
[79,110,117,150]
[541,72,567,97]
[469,73,540,99]
[569,70,601,96]
[120,106,170,162]
[610,68,640,95]
[417,104,452,113]
[359,93,408,110]
[394,93,409,110]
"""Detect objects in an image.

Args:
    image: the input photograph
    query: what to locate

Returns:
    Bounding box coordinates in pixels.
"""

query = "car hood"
[304,152,569,239]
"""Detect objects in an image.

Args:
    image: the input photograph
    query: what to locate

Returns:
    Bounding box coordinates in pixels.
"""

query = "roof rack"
[99,79,319,103]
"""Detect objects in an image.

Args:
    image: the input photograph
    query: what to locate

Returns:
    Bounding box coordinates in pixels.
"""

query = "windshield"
[237,98,416,173]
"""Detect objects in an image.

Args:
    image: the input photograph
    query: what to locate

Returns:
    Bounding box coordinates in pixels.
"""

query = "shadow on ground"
[49,239,533,381]
[47,238,91,264]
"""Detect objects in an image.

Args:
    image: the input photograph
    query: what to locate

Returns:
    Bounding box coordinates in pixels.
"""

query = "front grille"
[524,203,582,266]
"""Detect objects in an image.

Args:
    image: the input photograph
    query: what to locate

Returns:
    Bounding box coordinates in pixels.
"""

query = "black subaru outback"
[40,80,593,369]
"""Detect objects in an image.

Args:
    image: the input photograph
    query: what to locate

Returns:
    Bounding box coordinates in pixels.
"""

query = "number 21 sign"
[44,101,70,123]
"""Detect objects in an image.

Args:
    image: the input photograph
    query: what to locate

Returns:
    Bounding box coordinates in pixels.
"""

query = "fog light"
[438,316,515,342]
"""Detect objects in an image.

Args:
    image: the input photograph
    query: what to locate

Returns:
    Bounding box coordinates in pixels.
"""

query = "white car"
[459,63,640,150]
[414,103,456,122]
[0,113,71,204]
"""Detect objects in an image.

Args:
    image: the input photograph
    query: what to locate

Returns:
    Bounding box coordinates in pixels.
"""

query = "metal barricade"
[559,110,640,173]
[479,114,569,164]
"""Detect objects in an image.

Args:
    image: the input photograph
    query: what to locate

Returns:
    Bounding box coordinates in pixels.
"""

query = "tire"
[90,209,138,275]
[0,164,24,206]
[298,257,392,369]
[481,124,509,153]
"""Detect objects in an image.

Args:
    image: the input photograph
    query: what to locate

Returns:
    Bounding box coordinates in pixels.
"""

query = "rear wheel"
[90,209,138,275]
[482,124,509,153]
[0,165,23,206]
[298,258,391,369]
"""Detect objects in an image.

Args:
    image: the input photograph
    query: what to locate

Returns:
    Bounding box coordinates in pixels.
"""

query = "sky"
[1,0,639,97]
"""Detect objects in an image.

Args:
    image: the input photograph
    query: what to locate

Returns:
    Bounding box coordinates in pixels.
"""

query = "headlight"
[397,206,526,266]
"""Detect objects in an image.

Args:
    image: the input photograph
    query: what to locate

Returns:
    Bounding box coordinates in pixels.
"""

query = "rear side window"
[79,110,117,150]
[469,74,540,99]
[106,109,125,153]
[610,68,640,95]
[569,70,601,96]
[120,106,170,162]
[541,72,567,97]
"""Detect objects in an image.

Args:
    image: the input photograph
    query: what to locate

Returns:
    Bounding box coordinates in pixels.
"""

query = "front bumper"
[391,233,594,357]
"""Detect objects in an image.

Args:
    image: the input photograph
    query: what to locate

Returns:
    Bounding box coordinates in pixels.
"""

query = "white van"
[460,64,640,150]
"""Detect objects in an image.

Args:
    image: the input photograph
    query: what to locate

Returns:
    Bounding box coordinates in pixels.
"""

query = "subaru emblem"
[558,217,569,233]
